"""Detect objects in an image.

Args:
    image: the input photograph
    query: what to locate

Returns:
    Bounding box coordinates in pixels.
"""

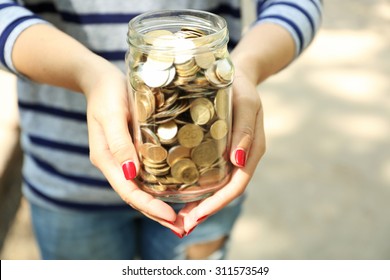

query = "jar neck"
[127,9,229,53]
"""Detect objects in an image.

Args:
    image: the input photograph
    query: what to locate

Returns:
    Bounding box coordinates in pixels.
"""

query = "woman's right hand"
[81,56,186,236]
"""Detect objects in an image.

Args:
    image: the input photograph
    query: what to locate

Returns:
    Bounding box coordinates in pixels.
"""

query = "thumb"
[229,90,260,168]
[101,111,139,180]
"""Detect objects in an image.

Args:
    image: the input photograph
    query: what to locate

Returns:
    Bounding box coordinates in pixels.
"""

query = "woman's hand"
[174,23,295,235]
[82,59,185,233]
[175,62,266,235]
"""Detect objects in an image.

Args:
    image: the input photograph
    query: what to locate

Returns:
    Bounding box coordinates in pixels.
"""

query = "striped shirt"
[0,0,322,211]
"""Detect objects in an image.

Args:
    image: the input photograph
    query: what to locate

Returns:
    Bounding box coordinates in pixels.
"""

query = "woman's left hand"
[175,62,267,235]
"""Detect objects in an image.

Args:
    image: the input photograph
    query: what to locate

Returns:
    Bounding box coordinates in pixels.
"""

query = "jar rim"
[127,9,229,52]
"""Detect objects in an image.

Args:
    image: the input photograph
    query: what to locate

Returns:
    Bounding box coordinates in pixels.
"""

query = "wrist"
[76,54,125,99]
[231,51,264,85]
[231,23,295,85]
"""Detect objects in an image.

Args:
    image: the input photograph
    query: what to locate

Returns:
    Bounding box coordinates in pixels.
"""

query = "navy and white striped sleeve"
[255,0,323,56]
[0,0,49,74]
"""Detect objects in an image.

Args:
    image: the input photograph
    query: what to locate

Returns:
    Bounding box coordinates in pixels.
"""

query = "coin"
[141,127,160,144]
[191,140,219,167]
[195,49,215,69]
[157,120,178,141]
[144,164,170,176]
[144,29,174,45]
[190,98,215,125]
[139,63,175,88]
[171,158,199,184]
[167,145,191,166]
[146,50,174,70]
[215,58,234,83]
[210,119,228,140]
[205,63,223,87]
[180,165,199,184]
[174,39,196,64]
[148,184,168,192]
[177,124,204,148]
[141,143,168,163]
[214,89,229,119]
[198,167,225,185]
[136,99,149,122]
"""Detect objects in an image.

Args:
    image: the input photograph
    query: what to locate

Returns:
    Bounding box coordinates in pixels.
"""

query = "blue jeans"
[29,197,243,260]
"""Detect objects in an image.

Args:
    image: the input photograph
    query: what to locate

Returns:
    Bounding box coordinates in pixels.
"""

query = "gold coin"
[205,63,222,87]
[215,58,234,83]
[158,176,182,185]
[214,45,228,59]
[157,120,178,141]
[167,145,191,166]
[139,142,154,158]
[180,27,206,37]
[190,98,215,125]
[192,76,210,87]
[194,50,215,69]
[177,124,204,148]
[141,127,160,144]
[151,34,177,48]
[174,39,196,64]
[154,89,165,109]
[180,165,199,184]
[144,164,170,176]
[171,158,199,184]
[136,99,149,122]
[146,50,174,70]
[141,143,168,163]
[139,170,158,183]
[191,140,219,167]
[147,184,168,192]
[190,105,211,125]
[144,29,174,45]
[198,167,226,185]
[136,87,155,121]
[210,119,228,140]
[214,89,229,119]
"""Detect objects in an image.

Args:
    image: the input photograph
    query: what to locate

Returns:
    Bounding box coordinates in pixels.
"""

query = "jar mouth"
[127,9,229,52]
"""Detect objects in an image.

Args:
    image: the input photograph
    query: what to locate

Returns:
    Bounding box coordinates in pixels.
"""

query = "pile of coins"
[127,27,234,198]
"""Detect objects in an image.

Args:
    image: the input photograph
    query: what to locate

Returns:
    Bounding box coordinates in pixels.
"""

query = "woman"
[0,0,322,259]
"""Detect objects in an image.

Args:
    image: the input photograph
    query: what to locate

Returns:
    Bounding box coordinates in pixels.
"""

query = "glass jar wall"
[126,10,234,203]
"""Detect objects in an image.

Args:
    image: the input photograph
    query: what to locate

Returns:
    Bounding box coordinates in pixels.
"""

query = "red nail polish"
[196,215,209,223]
[186,225,197,236]
[171,229,183,239]
[122,160,136,180]
[235,148,246,167]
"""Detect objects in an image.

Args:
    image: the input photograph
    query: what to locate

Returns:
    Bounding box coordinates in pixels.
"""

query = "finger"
[88,119,177,223]
[184,109,266,231]
[99,105,140,181]
[229,84,261,168]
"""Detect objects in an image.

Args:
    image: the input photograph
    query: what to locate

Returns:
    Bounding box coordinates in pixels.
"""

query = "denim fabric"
[29,196,243,260]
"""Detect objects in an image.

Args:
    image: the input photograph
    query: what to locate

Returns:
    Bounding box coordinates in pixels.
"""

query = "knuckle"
[89,151,99,167]
[235,124,255,142]
[110,139,132,160]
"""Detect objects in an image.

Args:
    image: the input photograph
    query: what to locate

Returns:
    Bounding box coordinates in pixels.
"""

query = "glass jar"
[126,10,234,203]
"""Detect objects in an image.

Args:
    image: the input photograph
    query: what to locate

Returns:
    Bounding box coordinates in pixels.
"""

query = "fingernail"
[196,215,209,223]
[186,225,197,236]
[234,148,246,167]
[171,229,183,239]
[122,160,136,180]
